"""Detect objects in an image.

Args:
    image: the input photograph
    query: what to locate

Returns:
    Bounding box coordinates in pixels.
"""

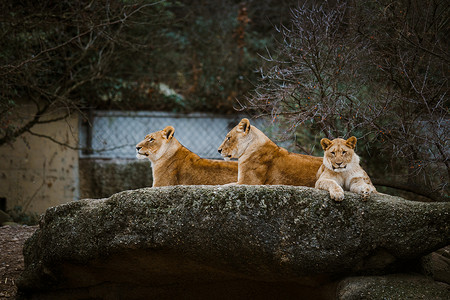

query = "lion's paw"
[330,187,345,202]
[360,189,370,201]
[359,186,375,201]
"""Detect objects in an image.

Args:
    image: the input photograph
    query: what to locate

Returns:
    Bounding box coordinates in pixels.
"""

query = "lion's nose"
[218,149,222,154]
[136,146,142,151]
[336,162,342,166]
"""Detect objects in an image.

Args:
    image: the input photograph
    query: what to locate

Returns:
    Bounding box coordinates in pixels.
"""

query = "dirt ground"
[0,225,38,299]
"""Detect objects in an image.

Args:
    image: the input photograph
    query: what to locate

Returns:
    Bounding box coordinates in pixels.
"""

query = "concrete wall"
[0,104,79,214]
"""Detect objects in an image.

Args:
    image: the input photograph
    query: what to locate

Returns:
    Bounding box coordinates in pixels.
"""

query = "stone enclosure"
[18,185,450,299]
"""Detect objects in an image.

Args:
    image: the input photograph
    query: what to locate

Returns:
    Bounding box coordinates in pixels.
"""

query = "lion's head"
[320,136,359,173]
[218,118,252,160]
[136,126,175,162]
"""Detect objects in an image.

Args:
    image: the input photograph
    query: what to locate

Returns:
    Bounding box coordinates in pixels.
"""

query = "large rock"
[421,246,450,285]
[338,273,450,299]
[18,186,450,299]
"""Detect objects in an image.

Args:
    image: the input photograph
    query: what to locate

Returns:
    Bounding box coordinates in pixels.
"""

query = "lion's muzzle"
[136,146,149,157]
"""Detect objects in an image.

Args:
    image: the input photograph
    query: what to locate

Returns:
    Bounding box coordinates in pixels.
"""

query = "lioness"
[218,118,323,186]
[136,126,238,187]
[315,136,377,201]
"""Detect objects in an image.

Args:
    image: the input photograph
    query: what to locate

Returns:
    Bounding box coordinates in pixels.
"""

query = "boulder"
[18,186,450,299]
[338,273,450,299]
[421,246,450,285]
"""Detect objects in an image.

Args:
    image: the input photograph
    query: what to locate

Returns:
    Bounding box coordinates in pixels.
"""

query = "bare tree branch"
[243,0,449,201]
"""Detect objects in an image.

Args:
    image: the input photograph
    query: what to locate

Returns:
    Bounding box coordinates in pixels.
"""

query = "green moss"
[19,185,450,295]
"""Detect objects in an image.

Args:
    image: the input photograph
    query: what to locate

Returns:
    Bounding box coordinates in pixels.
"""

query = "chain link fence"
[79,111,268,159]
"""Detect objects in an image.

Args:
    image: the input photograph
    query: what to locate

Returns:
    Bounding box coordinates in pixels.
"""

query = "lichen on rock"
[18,185,450,299]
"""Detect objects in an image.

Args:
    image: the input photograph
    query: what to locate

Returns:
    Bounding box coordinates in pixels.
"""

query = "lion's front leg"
[237,167,266,185]
[349,178,376,200]
[315,178,345,201]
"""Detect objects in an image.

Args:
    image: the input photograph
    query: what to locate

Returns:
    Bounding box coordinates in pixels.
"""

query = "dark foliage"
[0,0,300,146]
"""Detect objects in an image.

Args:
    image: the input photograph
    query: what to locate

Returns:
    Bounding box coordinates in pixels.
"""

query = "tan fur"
[218,118,323,186]
[136,126,238,187]
[315,137,376,201]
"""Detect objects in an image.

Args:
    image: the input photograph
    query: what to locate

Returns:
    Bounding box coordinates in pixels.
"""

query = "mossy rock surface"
[18,186,450,299]
[338,274,450,299]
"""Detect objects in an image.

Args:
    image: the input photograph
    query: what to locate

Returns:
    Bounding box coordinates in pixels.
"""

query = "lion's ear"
[163,126,175,140]
[320,138,332,151]
[237,118,251,134]
[346,136,357,149]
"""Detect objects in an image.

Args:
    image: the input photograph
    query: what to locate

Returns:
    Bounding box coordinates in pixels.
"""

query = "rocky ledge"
[18,186,450,299]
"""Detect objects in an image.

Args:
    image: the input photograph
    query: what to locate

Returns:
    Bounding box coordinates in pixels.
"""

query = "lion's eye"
[148,138,154,142]
[331,151,335,155]
[226,136,231,141]
[342,151,347,155]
